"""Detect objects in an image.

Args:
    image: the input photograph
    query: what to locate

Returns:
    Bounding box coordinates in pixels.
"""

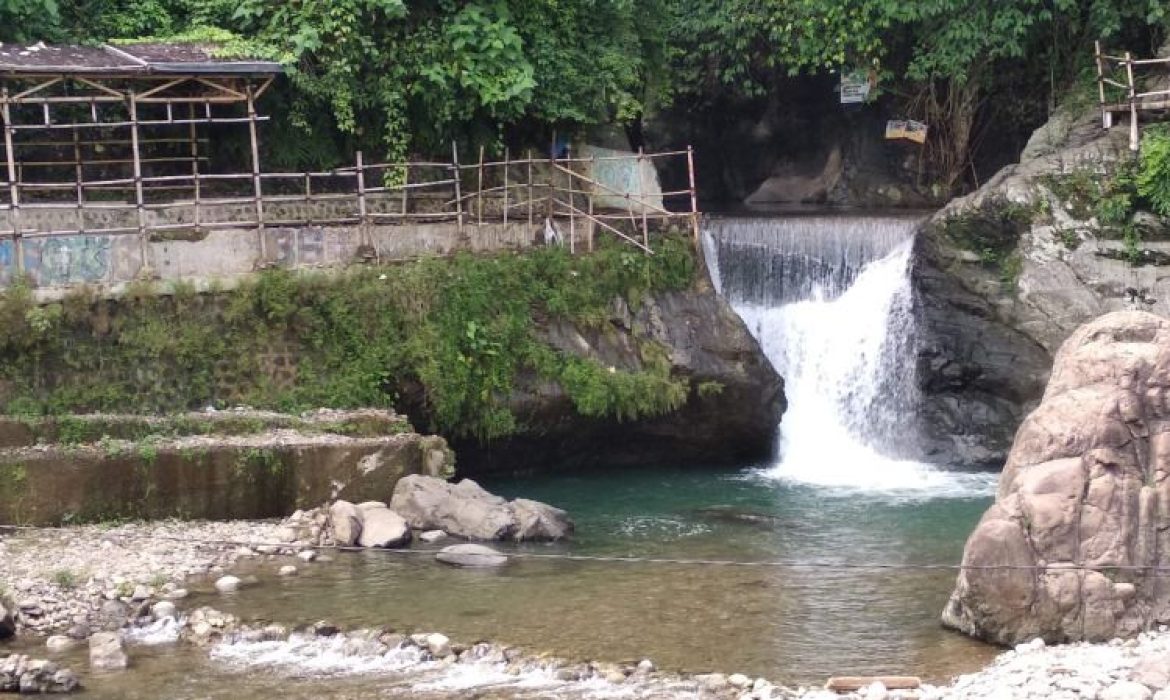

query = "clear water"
[50,465,998,699]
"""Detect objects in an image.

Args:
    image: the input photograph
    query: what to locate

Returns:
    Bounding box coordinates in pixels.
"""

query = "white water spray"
[705,216,994,497]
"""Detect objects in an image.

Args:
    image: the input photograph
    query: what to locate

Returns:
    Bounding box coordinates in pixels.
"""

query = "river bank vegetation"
[0,1,1164,194]
[0,235,696,439]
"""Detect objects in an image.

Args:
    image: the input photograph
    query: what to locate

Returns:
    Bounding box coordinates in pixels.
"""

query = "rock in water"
[512,498,573,540]
[357,507,411,548]
[1102,681,1154,700]
[943,311,1170,644]
[214,576,241,593]
[435,544,508,568]
[390,475,573,541]
[89,631,128,670]
[328,500,363,547]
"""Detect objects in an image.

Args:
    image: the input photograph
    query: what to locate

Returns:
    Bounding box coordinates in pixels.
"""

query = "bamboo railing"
[0,145,701,274]
[1095,42,1170,151]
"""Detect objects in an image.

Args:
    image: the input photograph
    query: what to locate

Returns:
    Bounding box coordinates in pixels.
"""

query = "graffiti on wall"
[579,145,664,213]
[0,239,12,286]
[267,227,327,268]
[23,235,112,286]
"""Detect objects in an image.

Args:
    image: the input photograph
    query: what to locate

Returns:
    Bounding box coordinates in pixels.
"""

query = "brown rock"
[943,311,1170,644]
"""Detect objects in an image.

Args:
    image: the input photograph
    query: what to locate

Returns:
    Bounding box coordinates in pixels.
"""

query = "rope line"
[2,523,1168,573]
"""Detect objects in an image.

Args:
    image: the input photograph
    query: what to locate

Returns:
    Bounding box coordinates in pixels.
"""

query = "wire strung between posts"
[2,523,1169,573]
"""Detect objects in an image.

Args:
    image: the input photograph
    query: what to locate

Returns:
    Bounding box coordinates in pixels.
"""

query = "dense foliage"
[0,1,1165,187]
[0,235,696,439]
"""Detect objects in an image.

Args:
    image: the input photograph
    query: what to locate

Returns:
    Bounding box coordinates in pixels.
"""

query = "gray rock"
[150,601,177,621]
[357,507,411,548]
[277,565,298,577]
[1102,681,1154,700]
[328,500,363,547]
[45,635,76,652]
[214,576,241,593]
[390,475,572,542]
[1135,653,1170,691]
[435,543,508,568]
[512,498,573,541]
[89,631,128,670]
[419,530,447,543]
[296,549,317,562]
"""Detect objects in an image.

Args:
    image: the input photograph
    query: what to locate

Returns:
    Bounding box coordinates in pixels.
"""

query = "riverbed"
[17,463,1002,697]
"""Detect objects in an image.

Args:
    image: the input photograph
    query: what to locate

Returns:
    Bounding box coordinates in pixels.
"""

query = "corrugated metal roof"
[0,42,282,76]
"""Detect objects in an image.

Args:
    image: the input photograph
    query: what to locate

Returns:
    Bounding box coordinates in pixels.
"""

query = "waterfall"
[705,215,992,495]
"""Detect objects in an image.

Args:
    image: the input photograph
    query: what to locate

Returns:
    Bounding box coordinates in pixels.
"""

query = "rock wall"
[453,282,784,474]
[915,106,1170,467]
[942,311,1170,645]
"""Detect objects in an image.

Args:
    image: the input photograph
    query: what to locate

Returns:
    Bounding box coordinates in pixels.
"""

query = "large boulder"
[356,507,411,548]
[328,500,363,547]
[390,475,573,541]
[943,311,1170,644]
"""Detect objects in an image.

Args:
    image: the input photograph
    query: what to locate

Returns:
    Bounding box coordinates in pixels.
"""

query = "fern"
[1138,126,1170,217]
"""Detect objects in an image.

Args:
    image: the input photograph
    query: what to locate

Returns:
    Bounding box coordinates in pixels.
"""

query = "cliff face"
[454,283,785,474]
[914,106,1170,468]
[943,311,1170,645]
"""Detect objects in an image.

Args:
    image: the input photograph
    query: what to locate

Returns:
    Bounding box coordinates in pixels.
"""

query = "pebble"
[296,550,317,563]
[44,635,76,652]
[419,530,447,543]
[151,601,177,621]
[278,565,298,577]
[729,673,752,689]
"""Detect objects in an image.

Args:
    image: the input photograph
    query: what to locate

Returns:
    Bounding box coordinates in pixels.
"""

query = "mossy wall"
[0,235,698,441]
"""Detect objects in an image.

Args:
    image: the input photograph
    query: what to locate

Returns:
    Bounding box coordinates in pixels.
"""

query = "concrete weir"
[0,410,454,525]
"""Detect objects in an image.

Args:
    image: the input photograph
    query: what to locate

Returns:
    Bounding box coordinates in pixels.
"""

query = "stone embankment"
[0,408,454,525]
[943,311,1170,645]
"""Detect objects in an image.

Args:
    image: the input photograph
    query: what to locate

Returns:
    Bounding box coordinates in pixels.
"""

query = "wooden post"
[304,173,312,226]
[476,145,485,226]
[401,163,409,217]
[687,145,700,246]
[587,154,595,252]
[637,146,648,251]
[245,84,266,259]
[355,149,369,249]
[526,149,534,226]
[188,104,201,234]
[1095,41,1112,130]
[355,150,368,225]
[451,141,464,234]
[1125,52,1139,151]
[72,126,84,234]
[503,148,509,225]
[128,91,149,269]
[566,145,575,254]
[1,88,22,274]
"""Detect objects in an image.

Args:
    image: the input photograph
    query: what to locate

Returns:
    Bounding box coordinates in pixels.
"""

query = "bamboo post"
[245,84,266,259]
[476,145,485,226]
[451,141,464,234]
[526,149,534,226]
[1,88,22,273]
[401,163,409,218]
[1095,41,1112,130]
[188,104,201,234]
[566,145,574,253]
[1125,52,1139,151]
[587,154,595,251]
[303,173,312,226]
[637,146,649,250]
[72,126,84,234]
[503,147,509,225]
[128,91,149,268]
[355,149,368,225]
[687,145,700,245]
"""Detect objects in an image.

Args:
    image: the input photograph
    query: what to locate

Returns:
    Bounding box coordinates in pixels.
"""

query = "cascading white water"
[704,215,994,496]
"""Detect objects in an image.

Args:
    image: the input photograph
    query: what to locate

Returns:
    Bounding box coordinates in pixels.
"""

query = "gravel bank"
[0,520,288,636]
